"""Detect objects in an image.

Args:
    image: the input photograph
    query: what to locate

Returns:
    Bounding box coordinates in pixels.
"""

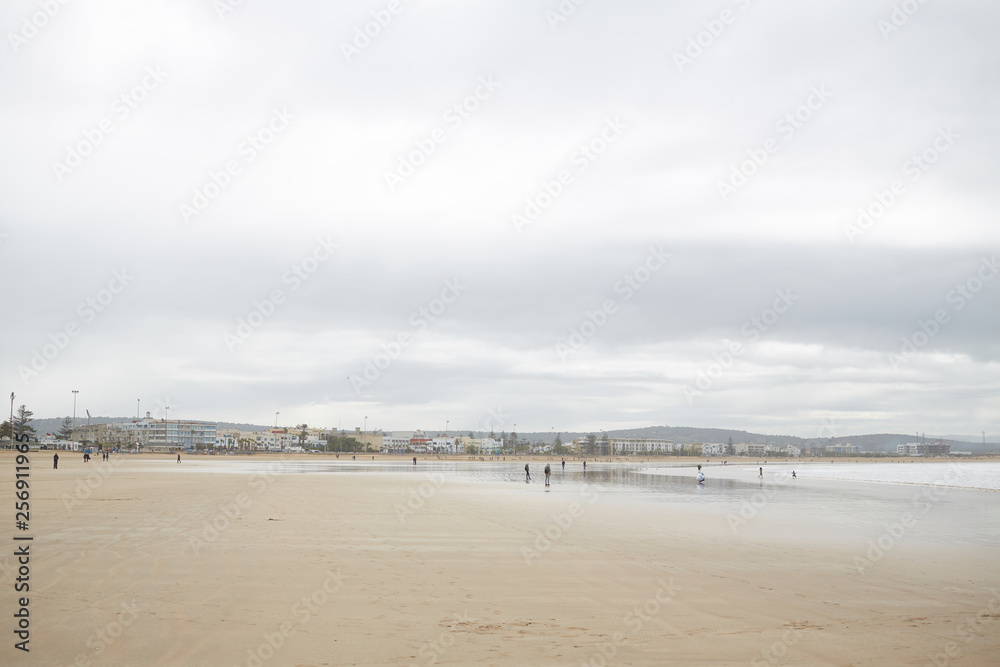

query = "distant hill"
[601,425,990,453]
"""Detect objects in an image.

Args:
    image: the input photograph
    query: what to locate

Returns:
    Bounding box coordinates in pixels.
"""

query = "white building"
[382,435,412,452]
[608,438,675,455]
[431,437,458,453]
[119,413,217,449]
[701,443,725,456]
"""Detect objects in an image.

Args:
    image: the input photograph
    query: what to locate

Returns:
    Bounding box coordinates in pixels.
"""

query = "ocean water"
[766,461,1000,491]
[132,457,1000,546]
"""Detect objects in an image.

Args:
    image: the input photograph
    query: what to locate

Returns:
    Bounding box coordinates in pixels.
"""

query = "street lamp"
[8,392,13,449]
[72,390,79,448]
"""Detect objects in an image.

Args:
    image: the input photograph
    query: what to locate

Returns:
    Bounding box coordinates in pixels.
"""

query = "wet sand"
[2,453,998,666]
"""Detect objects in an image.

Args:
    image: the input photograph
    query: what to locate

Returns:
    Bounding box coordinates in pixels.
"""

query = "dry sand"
[2,452,998,666]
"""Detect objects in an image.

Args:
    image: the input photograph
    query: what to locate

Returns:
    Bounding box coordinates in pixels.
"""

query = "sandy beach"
[2,453,999,666]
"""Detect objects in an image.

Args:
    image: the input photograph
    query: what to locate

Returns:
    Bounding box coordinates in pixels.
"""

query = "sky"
[1,0,998,439]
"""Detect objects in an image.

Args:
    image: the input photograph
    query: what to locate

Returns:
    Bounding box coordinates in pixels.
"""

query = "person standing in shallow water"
[544,463,551,487]
[561,459,565,471]
[758,467,763,479]
[524,463,531,482]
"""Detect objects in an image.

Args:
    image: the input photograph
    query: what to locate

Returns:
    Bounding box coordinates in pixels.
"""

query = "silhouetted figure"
[561,459,565,471]
[53,453,59,469]
[544,464,551,487]
[758,467,763,479]
[413,457,417,465]
[177,453,181,463]
[525,464,531,482]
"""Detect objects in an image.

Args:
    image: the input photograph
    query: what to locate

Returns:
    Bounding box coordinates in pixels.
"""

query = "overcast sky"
[2,0,997,439]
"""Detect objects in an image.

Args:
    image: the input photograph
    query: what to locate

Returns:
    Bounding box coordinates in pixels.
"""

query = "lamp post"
[137,398,140,418]
[72,390,79,449]
[8,392,13,449]
[275,411,279,428]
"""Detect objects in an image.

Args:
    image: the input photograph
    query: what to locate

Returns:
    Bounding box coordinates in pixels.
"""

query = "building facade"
[119,414,217,449]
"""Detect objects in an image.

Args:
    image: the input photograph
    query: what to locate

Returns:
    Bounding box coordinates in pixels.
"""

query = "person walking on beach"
[53,453,59,469]
[561,459,565,471]
[583,460,586,471]
[758,467,763,479]
[413,457,417,466]
[544,463,551,487]
[792,470,797,478]
[177,453,181,463]
[525,463,531,483]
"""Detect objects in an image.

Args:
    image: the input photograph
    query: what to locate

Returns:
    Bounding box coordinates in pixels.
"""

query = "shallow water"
[129,458,1000,547]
